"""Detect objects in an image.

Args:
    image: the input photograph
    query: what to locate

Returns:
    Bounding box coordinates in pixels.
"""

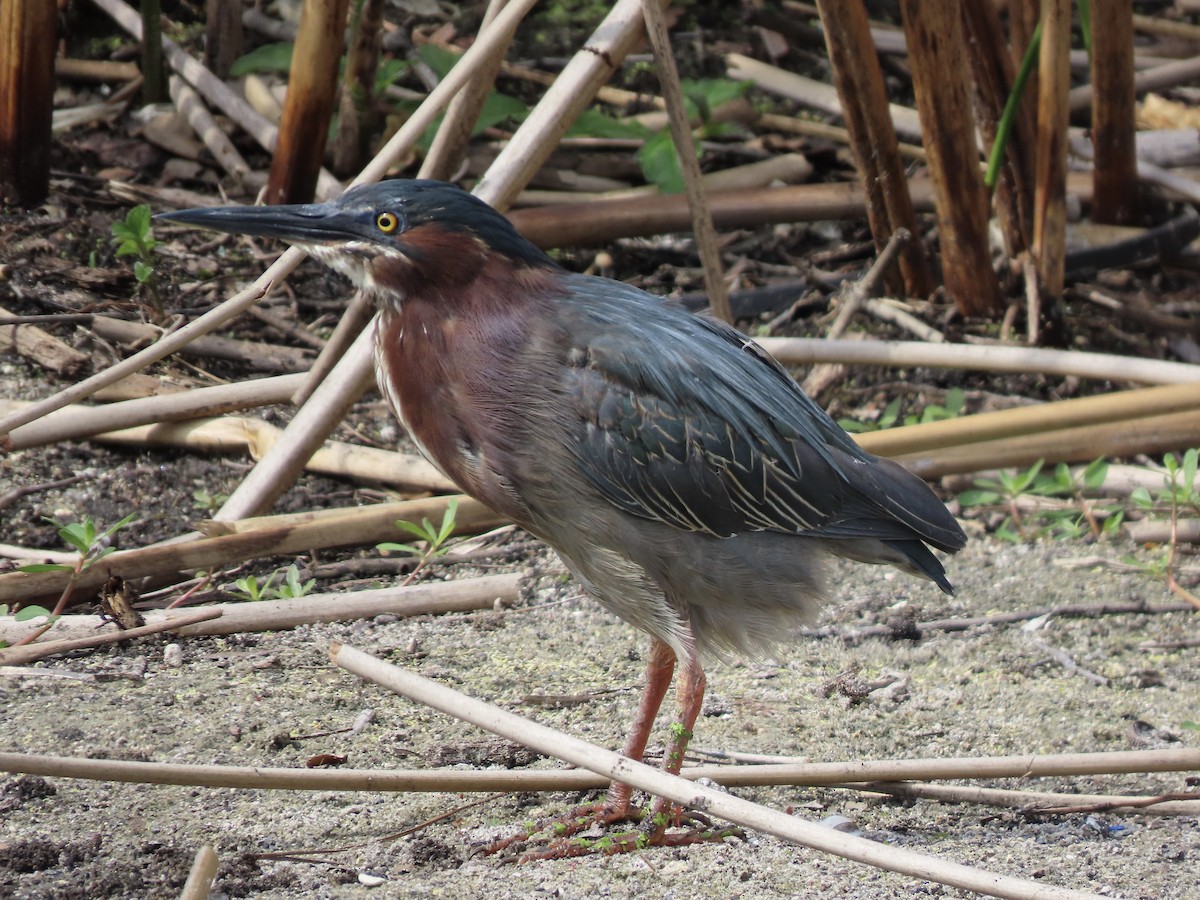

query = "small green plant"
[272,564,315,600]
[227,565,314,602]
[960,458,1119,541]
[636,78,752,193]
[192,489,230,512]
[18,513,136,617]
[19,514,137,576]
[377,498,459,585]
[1128,449,1200,605]
[1130,449,1200,518]
[229,572,277,602]
[840,388,966,434]
[111,204,163,316]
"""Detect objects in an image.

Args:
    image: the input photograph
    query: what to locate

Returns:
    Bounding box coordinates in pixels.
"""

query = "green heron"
[160,180,966,853]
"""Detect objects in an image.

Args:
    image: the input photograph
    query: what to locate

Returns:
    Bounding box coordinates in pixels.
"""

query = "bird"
[159,179,967,854]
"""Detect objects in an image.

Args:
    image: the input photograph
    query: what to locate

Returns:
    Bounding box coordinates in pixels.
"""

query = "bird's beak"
[155,200,359,245]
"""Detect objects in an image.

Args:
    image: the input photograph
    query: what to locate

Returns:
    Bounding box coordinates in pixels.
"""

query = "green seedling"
[272,564,315,600]
[18,513,136,619]
[960,457,1119,541]
[1128,449,1200,605]
[191,489,230,512]
[110,204,163,317]
[377,498,460,586]
[228,564,315,602]
[840,388,965,434]
[229,572,277,602]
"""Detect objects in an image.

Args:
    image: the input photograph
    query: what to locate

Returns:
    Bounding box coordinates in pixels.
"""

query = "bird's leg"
[644,645,705,834]
[480,638,676,857]
[604,636,676,814]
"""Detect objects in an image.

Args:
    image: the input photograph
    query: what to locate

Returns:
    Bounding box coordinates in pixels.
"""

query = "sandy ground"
[2,531,1198,899]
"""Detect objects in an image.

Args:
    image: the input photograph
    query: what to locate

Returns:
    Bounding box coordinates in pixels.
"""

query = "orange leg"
[645,645,706,834]
[483,632,739,859]
[605,637,677,813]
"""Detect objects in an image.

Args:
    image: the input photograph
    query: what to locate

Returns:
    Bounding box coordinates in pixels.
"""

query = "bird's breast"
[372,298,555,526]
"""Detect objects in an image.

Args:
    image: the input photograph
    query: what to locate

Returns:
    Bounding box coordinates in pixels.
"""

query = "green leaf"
[230,42,295,76]
[681,77,750,121]
[125,205,151,236]
[417,43,458,79]
[638,130,685,194]
[958,490,1001,507]
[100,513,136,542]
[134,260,154,283]
[1130,486,1152,509]
[436,498,459,545]
[1082,457,1108,491]
[566,109,649,140]
[17,563,73,573]
[14,605,56,622]
[377,542,421,555]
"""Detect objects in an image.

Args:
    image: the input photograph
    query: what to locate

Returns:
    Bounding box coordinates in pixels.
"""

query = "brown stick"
[816,0,931,297]
[0,496,504,605]
[2,745,1196,796]
[898,0,1001,315]
[1090,0,1139,225]
[0,304,90,376]
[1033,0,1072,297]
[962,1,1035,256]
[853,382,1200,458]
[507,173,1096,250]
[641,0,732,323]
[0,0,56,205]
[265,0,350,202]
[894,409,1200,479]
[0,608,222,665]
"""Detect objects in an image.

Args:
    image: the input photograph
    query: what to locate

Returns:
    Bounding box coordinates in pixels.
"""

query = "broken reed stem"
[331,642,1098,900]
[0,573,519,647]
[1,746,1195,807]
[759,337,1200,385]
[641,0,732,323]
[816,0,930,297]
[1,374,305,450]
[0,496,504,605]
[852,382,1200,458]
[849,781,1199,817]
[179,845,219,900]
[0,608,222,665]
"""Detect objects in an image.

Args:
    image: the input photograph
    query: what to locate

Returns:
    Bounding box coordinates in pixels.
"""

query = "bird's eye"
[376,212,399,233]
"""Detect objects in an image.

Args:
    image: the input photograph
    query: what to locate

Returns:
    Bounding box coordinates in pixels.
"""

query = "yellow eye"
[376,212,399,233]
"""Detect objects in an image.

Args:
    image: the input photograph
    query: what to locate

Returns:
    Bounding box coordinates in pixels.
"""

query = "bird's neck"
[371,259,563,524]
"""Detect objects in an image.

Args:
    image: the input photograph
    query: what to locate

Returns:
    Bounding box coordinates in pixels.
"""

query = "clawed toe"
[478,799,744,862]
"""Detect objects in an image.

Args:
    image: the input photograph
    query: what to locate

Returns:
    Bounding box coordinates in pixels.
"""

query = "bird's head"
[157,180,559,301]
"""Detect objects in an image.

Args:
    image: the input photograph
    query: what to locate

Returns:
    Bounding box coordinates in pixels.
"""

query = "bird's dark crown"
[341,180,557,269]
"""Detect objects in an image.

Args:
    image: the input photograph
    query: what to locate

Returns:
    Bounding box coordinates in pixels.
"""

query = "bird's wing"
[556,275,965,552]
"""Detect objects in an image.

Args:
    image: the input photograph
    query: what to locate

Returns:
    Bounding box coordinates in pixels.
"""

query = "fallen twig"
[0,607,222,665]
[0,496,503,605]
[331,641,1101,900]
[0,574,518,645]
[2,745,1195,796]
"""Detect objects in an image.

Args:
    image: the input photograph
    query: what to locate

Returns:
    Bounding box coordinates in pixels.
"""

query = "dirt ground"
[2,518,1198,898]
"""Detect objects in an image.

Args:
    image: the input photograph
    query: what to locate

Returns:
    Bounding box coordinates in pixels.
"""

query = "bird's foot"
[480,798,744,862]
